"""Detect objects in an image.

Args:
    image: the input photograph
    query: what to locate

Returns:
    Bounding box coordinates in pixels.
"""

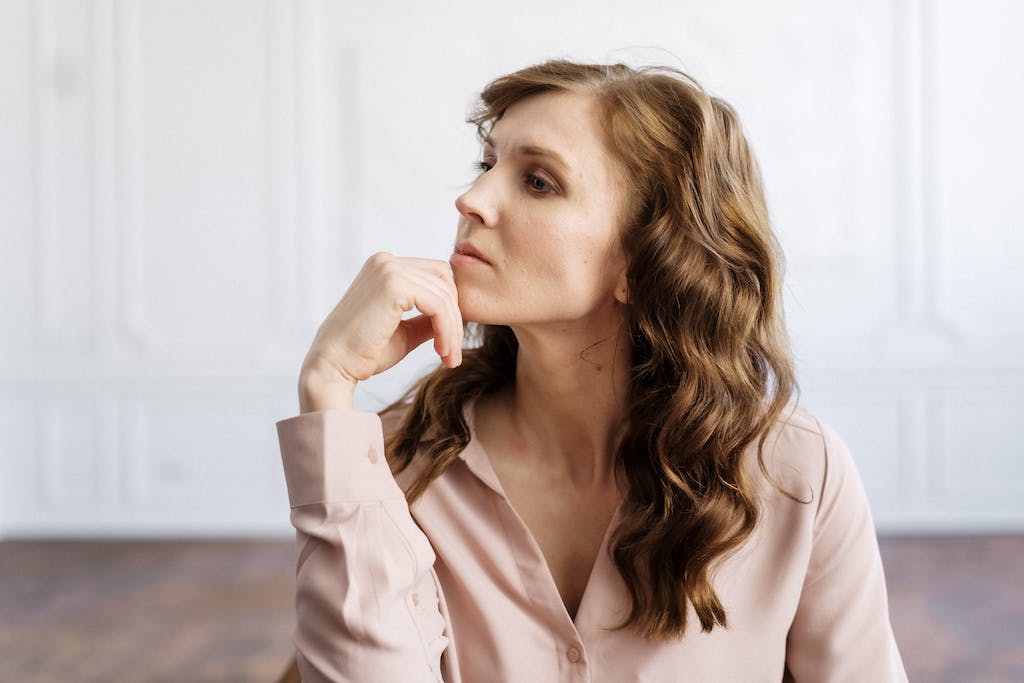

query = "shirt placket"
[459,407,595,682]
[491,491,593,683]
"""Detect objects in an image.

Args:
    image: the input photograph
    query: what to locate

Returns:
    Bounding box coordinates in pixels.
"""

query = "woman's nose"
[455,175,497,227]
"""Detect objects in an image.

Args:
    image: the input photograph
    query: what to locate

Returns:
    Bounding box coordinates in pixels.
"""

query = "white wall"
[1,0,1022,537]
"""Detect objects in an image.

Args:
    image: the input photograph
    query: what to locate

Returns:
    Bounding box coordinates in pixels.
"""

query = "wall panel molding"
[877,0,961,364]
[929,0,1024,350]
[113,0,286,357]
[932,387,1024,508]
[113,0,151,354]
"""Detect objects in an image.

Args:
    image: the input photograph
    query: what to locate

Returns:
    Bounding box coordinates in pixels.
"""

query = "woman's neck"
[498,314,631,487]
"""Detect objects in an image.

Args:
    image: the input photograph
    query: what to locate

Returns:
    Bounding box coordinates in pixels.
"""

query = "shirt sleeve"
[276,409,450,683]
[783,420,908,683]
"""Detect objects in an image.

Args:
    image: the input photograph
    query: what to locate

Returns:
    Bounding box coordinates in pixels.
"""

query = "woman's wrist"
[298,360,357,414]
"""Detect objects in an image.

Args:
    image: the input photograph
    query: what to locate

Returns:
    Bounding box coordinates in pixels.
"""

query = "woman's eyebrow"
[483,135,571,173]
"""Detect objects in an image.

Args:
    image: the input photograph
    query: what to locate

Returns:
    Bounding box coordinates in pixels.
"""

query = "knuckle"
[377,261,405,289]
[368,251,394,268]
[381,272,403,296]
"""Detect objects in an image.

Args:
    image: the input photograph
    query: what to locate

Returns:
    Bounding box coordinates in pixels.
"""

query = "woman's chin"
[456,297,502,326]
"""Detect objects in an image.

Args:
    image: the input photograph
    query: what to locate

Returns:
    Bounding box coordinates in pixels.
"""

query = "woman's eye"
[526,173,552,193]
[474,161,492,174]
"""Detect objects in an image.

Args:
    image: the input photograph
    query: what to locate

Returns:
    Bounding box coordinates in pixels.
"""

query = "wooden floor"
[1,536,1021,682]
[880,535,1024,682]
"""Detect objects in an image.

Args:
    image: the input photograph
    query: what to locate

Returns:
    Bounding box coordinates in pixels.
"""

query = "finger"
[430,272,462,365]
[397,315,436,356]
[416,261,462,363]
[402,260,461,357]
[404,270,462,365]
[449,288,463,365]
[415,269,461,365]
[399,256,457,286]
[376,257,461,365]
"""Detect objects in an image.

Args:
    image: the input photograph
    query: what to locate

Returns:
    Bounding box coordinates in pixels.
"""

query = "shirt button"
[566,647,581,663]
[410,592,420,607]
[367,447,379,464]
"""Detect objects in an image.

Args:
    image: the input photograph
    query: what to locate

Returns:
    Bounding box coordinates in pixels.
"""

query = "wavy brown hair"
[381,60,797,640]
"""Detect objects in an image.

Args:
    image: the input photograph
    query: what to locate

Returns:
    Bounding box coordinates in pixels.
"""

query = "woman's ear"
[615,270,630,304]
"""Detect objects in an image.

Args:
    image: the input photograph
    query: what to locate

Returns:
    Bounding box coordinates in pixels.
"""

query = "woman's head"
[452,89,631,328]
[387,59,797,640]
[462,60,788,383]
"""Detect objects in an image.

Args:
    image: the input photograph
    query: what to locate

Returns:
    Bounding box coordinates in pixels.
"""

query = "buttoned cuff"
[276,409,404,507]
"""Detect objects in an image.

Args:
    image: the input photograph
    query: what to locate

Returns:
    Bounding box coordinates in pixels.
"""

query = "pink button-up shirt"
[276,399,907,682]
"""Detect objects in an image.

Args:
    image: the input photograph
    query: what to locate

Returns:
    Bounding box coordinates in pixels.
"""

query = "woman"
[277,60,907,682]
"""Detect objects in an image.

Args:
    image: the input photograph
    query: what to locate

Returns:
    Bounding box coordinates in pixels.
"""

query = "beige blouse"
[276,398,907,682]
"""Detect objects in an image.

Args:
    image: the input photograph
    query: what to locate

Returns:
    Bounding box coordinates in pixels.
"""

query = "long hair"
[382,60,797,640]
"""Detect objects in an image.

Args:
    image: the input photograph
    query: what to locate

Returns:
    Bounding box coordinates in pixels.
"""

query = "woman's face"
[451,90,629,328]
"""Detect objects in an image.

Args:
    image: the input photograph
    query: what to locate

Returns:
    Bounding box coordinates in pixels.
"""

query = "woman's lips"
[451,242,491,266]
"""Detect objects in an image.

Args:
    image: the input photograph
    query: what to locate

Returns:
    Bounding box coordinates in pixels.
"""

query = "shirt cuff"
[276,409,404,507]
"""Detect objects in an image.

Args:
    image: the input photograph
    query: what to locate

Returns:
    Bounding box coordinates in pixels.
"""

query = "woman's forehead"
[489,91,621,182]
[489,92,603,153]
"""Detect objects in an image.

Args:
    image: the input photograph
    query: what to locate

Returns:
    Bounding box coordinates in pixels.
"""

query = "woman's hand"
[298,252,464,413]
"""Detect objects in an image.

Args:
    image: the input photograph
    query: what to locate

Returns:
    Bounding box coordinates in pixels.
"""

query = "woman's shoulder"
[754,404,860,511]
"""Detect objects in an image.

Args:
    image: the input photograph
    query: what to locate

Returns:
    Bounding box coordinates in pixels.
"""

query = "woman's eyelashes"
[473,160,557,195]
[525,173,553,193]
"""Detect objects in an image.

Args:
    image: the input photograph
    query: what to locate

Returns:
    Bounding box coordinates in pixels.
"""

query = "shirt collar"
[456,396,507,497]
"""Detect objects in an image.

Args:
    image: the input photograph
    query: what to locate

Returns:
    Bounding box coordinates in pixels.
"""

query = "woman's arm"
[276,251,463,681]
[278,408,450,683]
[783,421,908,683]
